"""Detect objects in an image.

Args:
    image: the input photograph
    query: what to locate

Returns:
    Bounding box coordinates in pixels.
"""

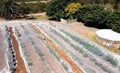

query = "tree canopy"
[0,0,29,20]
[0,0,47,20]
[45,0,80,20]
[65,3,81,19]
[45,0,120,33]
[45,0,68,20]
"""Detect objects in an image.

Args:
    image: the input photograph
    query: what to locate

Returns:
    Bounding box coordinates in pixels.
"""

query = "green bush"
[65,3,81,19]
[76,4,111,28]
[60,29,104,56]
[46,2,120,33]
[104,54,118,66]
[106,11,120,32]
[45,43,60,61]
[76,4,120,32]
[45,0,67,19]
[52,10,66,21]
[45,0,76,21]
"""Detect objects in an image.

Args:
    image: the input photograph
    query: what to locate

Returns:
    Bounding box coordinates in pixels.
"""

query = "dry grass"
[69,22,120,54]
[69,22,97,41]
[72,28,96,40]
[27,12,49,20]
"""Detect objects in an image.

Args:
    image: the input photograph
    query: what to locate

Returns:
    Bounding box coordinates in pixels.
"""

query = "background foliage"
[0,0,120,32]
[45,0,120,33]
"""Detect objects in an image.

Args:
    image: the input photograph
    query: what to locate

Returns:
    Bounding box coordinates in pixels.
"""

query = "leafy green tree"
[76,4,120,32]
[45,0,78,20]
[76,4,111,28]
[45,0,68,20]
[65,3,81,19]
[52,10,66,21]
[106,11,120,32]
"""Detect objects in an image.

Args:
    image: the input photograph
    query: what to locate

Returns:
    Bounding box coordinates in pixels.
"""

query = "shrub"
[104,54,118,66]
[106,11,120,32]
[45,0,79,21]
[76,4,111,28]
[76,4,120,32]
[45,43,60,61]
[52,10,66,21]
[45,0,68,20]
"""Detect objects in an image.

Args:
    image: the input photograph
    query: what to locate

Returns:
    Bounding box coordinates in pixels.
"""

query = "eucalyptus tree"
[0,0,29,20]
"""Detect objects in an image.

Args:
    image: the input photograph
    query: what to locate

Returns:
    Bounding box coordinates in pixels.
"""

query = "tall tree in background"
[0,0,29,20]
[45,0,79,20]
[45,0,68,20]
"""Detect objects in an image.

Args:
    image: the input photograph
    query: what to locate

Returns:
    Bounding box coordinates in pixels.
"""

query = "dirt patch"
[9,27,27,73]
[69,22,84,26]
[31,24,83,73]
[26,12,49,20]
[27,12,46,17]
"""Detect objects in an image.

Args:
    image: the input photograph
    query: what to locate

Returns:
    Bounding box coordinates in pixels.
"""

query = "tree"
[45,0,78,21]
[76,4,120,32]
[76,4,111,28]
[39,2,47,12]
[65,3,81,19]
[0,0,29,20]
[52,10,66,21]
[45,0,68,21]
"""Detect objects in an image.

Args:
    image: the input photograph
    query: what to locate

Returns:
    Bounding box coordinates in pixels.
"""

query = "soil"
[9,27,27,73]
[31,24,83,73]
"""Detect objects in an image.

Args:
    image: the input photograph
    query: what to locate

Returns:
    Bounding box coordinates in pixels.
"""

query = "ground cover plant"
[36,22,119,73]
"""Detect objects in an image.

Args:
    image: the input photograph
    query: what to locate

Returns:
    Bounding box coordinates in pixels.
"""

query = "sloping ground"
[1,21,120,73]
[60,22,97,41]
[9,27,27,73]
[14,24,68,73]
[31,24,84,73]
[63,22,120,54]
[17,25,67,73]
[15,25,46,73]
[36,22,120,73]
